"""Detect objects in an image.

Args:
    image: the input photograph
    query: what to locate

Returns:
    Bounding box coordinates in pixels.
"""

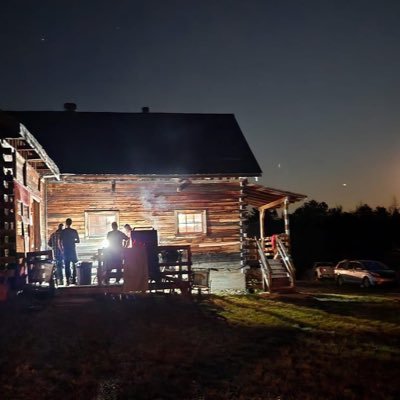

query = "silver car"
[335,260,397,288]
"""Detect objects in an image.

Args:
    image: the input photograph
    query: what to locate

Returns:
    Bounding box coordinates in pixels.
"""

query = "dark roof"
[5,111,262,176]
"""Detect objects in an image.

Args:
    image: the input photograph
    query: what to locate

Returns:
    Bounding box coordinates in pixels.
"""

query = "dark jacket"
[48,229,63,260]
[60,227,80,262]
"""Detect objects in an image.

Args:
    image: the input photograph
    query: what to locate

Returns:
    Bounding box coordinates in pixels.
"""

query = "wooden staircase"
[244,235,295,293]
[268,259,292,290]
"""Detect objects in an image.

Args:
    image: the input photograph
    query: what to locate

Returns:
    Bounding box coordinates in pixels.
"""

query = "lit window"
[85,211,119,238]
[176,210,206,235]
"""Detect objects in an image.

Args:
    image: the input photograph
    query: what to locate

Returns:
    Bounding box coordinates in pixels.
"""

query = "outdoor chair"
[192,268,211,295]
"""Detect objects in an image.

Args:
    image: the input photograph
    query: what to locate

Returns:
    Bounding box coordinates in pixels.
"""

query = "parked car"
[334,260,397,288]
[312,262,335,280]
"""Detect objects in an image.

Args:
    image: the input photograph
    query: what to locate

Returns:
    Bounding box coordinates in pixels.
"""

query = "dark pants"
[55,258,64,284]
[105,251,123,283]
[64,257,76,284]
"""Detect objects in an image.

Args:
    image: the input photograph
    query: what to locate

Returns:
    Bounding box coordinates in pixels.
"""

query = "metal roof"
[0,111,60,178]
[5,111,262,177]
[244,183,306,209]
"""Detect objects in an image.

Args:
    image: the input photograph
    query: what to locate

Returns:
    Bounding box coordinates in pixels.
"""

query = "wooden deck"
[55,280,192,297]
[53,245,194,297]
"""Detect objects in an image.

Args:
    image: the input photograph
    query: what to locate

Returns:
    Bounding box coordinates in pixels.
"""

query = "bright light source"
[102,239,110,248]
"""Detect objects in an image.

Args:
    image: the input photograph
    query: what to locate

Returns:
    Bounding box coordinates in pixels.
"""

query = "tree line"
[245,200,400,276]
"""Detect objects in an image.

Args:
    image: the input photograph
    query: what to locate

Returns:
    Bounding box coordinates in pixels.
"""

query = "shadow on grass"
[275,284,400,326]
[0,293,399,400]
[0,294,304,399]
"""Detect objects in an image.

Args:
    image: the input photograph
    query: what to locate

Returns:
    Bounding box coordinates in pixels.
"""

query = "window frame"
[349,261,361,270]
[337,261,349,270]
[175,210,207,237]
[85,210,119,239]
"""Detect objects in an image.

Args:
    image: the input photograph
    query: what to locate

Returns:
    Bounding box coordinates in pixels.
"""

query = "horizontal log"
[46,179,243,257]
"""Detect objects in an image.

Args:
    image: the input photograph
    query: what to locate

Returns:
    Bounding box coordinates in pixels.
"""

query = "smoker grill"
[131,227,160,281]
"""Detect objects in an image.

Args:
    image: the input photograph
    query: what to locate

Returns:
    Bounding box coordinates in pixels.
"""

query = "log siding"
[46,176,242,264]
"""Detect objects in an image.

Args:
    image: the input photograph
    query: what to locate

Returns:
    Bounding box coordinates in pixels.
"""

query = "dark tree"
[245,207,283,239]
[244,199,400,277]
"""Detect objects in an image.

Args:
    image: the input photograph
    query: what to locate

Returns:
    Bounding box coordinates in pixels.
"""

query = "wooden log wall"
[14,152,25,184]
[16,153,44,253]
[46,176,242,261]
[0,145,45,256]
[26,163,41,198]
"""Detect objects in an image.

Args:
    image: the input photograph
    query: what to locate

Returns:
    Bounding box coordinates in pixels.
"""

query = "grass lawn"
[0,282,399,400]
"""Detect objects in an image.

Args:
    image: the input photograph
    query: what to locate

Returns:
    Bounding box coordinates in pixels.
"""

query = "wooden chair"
[192,269,211,295]
[157,245,193,295]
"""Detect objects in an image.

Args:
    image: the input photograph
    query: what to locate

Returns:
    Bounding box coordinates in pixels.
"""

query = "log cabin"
[1,106,305,290]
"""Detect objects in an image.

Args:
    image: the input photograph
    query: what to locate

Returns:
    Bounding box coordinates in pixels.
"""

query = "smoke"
[137,184,170,231]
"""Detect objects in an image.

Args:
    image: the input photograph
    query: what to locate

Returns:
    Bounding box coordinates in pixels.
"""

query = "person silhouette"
[105,222,129,283]
[60,218,80,285]
[123,224,133,247]
[48,223,64,285]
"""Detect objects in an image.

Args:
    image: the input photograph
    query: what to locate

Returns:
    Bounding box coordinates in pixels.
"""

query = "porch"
[54,268,246,296]
[8,245,205,299]
[242,183,306,292]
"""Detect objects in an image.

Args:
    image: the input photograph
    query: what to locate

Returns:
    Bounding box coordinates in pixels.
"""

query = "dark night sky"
[1,0,400,210]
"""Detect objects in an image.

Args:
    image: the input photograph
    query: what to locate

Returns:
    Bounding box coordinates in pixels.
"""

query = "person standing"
[123,224,133,247]
[105,222,129,283]
[48,223,64,285]
[60,218,80,285]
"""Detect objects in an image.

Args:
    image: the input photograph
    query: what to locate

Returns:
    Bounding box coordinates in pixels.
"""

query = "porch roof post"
[283,196,290,241]
[259,207,265,250]
[259,207,265,240]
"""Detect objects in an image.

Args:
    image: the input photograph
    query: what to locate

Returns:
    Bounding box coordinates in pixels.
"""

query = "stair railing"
[275,236,296,287]
[256,239,272,292]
